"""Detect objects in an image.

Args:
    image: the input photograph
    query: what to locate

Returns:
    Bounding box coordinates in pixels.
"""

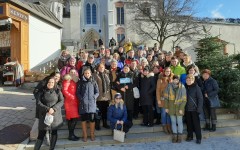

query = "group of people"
[33,42,220,149]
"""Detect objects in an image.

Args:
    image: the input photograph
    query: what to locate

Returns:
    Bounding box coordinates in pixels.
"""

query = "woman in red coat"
[62,69,80,141]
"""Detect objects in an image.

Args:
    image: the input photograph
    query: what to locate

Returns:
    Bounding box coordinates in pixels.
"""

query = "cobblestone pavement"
[0,87,35,150]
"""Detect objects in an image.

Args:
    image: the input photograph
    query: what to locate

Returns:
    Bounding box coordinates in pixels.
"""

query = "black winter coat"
[78,61,96,76]
[139,73,156,106]
[186,83,203,113]
[37,89,64,130]
[77,76,99,114]
[116,71,135,110]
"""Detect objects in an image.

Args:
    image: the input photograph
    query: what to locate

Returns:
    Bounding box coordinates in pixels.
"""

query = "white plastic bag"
[44,114,54,126]
[133,87,140,99]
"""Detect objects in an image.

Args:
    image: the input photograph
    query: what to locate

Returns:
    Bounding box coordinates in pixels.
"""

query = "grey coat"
[77,76,99,114]
[37,89,64,130]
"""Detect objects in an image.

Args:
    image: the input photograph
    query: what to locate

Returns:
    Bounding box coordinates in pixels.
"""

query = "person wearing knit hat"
[107,93,133,134]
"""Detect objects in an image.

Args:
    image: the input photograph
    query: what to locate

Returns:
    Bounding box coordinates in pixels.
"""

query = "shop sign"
[0,31,11,47]
[9,7,28,22]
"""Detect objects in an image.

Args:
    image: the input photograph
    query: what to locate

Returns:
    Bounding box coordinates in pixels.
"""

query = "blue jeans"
[161,108,171,125]
[170,115,183,134]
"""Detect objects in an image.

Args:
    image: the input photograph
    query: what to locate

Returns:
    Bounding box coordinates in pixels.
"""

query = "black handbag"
[208,96,221,108]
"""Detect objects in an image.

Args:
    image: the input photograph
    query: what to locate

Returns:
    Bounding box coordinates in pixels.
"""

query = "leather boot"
[162,125,169,134]
[49,134,58,150]
[81,121,88,142]
[172,134,177,143]
[210,124,216,132]
[90,122,96,141]
[34,139,43,150]
[68,120,79,141]
[166,124,172,134]
[72,119,80,140]
[177,134,182,143]
[103,119,110,129]
[203,123,210,131]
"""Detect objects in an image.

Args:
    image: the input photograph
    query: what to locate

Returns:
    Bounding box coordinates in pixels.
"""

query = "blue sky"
[194,0,240,18]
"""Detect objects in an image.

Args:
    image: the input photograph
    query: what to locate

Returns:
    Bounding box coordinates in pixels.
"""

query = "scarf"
[164,83,187,105]
[99,72,107,94]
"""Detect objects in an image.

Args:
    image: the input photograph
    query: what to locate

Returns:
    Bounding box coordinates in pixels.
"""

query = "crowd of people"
[33,41,220,149]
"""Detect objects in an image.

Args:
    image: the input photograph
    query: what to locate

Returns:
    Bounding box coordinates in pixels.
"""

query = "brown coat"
[93,70,111,101]
[156,73,174,107]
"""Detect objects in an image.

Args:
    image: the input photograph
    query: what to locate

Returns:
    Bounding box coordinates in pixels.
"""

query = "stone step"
[56,119,240,139]
[59,113,237,130]
[25,126,240,150]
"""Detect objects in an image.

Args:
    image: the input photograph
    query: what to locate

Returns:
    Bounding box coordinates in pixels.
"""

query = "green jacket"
[164,83,187,116]
[170,63,186,76]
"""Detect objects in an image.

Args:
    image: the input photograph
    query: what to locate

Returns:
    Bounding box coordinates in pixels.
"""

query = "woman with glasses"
[107,93,133,134]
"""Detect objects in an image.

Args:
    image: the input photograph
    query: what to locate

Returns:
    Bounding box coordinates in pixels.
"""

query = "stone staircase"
[24,108,240,150]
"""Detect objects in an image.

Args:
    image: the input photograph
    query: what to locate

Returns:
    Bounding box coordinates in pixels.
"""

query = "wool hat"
[114,93,122,99]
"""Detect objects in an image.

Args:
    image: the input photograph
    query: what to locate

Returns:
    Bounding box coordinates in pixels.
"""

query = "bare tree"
[126,0,203,50]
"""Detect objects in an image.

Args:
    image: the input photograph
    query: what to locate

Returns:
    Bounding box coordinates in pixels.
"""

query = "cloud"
[211,4,224,18]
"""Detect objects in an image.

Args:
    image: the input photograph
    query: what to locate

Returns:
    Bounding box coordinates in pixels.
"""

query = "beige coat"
[93,70,111,101]
[156,73,173,107]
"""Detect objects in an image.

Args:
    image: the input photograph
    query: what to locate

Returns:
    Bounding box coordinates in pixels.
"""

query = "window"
[117,34,125,42]
[63,0,70,18]
[92,4,97,24]
[86,3,91,24]
[0,6,3,15]
[116,7,124,25]
[142,2,151,16]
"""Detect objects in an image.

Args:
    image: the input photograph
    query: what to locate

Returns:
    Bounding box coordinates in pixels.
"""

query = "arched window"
[86,3,91,24]
[92,4,97,24]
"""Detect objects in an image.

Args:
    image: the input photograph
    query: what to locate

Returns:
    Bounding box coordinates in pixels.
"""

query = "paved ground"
[0,86,240,150]
[0,87,35,150]
[61,136,240,150]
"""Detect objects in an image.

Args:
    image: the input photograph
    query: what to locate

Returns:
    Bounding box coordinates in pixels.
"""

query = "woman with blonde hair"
[107,93,133,133]
[156,67,174,134]
[62,69,80,141]
[58,50,71,70]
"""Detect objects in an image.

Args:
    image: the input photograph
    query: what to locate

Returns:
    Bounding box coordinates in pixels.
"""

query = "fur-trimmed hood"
[141,72,154,78]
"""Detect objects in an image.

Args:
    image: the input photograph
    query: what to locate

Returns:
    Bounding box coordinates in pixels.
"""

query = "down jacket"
[77,76,99,114]
[62,80,80,120]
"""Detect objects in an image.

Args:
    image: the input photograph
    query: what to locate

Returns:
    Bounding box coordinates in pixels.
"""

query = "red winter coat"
[62,80,80,120]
